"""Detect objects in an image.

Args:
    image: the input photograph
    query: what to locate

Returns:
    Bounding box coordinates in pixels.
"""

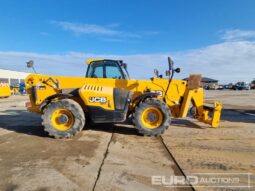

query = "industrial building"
[0,69,30,87]
[183,76,219,89]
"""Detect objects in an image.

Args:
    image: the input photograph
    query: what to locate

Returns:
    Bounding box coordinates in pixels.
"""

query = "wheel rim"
[51,109,74,131]
[141,107,163,129]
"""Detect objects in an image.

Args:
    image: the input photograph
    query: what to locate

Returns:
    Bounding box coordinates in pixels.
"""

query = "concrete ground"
[0,90,254,191]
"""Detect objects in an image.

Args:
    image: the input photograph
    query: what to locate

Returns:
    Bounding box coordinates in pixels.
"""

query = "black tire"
[133,98,171,136]
[42,99,85,138]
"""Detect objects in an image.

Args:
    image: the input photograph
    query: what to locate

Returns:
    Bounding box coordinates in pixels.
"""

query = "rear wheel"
[133,98,171,136]
[42,99,85,138]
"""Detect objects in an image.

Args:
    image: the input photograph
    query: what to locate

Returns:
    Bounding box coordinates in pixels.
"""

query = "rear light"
[25,101,32,108]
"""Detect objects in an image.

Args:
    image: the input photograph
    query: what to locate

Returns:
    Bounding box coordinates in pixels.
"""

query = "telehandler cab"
[25,57,222,138]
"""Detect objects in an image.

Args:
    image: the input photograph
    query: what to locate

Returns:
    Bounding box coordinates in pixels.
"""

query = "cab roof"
[85,59,104,65]
[85,59,123,65]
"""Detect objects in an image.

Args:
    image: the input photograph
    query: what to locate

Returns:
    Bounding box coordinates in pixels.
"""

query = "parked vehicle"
[224,83,234,90]
[251,80,255,89]
[233,82,250,90]
[203,84,219,90]
[217,85,224,90]
[0,83,11,98]
[25,57,222,138]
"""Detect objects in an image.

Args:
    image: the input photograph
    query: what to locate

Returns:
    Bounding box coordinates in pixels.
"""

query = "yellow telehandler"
[0,83,11,98]
[25,57,222,138]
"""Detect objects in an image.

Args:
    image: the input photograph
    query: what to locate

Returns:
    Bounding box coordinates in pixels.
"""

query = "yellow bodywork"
[0,83,11,98]
[25,73,222,128]
[85,59,103,65]
[11,86,19,95]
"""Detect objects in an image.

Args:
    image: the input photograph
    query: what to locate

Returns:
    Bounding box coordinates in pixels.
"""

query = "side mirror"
[26,60,37,73]
[168,57,173,71]
[26,60,34,68]
[154,69,159,77]
[165,70,170,76]
[175,68,181,73]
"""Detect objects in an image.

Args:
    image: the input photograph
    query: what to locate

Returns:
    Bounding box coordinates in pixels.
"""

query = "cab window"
[92,65,104,78]
[87,60,124,79]
[87,61,104,78]
[105,64,122,79]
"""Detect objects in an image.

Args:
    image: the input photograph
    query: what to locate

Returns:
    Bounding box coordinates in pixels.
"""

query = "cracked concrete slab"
[0,100,113,191]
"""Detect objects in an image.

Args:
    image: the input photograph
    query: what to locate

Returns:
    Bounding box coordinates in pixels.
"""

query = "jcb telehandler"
[25,57,222,138]
[0,83,11,98]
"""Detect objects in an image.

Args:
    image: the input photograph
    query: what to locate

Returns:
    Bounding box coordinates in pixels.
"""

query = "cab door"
[83,60,132,122]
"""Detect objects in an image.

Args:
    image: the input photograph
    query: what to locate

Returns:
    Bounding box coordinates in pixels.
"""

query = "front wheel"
[42,99,85,138]
[133,98,171,136]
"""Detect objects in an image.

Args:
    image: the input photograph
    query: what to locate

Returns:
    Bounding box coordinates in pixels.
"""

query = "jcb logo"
[89,97,107,103]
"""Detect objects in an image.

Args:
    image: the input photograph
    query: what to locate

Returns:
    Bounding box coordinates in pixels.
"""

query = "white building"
[0,69,30,86]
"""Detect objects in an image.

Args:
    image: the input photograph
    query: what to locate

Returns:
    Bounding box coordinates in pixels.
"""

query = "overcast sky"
[0,0,255,83]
